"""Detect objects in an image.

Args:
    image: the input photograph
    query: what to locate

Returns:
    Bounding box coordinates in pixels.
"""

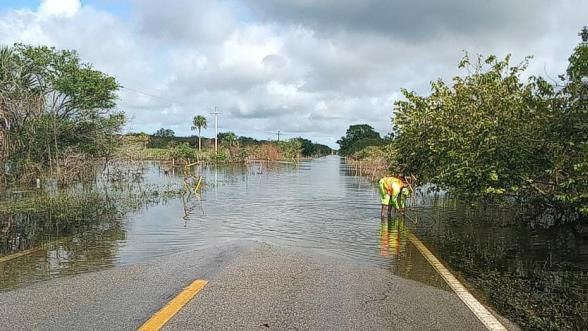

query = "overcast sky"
[0,0,586,147]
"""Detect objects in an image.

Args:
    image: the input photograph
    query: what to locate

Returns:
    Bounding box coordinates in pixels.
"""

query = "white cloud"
[0,0,586,148]
[38,0,81,18]
[131,0,237,44]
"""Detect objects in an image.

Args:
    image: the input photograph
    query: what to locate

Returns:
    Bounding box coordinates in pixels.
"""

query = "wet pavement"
[0,241,486,331]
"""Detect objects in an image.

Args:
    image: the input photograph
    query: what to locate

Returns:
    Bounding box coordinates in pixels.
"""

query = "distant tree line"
[129,130,333,158]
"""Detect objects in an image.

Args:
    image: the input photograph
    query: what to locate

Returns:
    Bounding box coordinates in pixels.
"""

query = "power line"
[121,86,336,143]
[120,86,184,105]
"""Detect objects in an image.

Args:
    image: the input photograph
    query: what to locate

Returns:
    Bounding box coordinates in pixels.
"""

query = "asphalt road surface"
[0,241,488,330]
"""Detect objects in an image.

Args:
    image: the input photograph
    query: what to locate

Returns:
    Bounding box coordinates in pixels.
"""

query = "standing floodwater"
[1,157,422,286]
[1,156,585,329]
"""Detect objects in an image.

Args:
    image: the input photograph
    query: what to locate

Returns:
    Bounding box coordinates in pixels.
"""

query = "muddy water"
[1,156,586,329]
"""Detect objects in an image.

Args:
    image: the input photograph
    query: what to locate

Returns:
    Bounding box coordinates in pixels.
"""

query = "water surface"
[1,156,585,329]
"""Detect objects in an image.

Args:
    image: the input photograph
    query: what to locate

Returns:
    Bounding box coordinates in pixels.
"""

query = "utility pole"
[277,130,281,142]
[210,107,221,153]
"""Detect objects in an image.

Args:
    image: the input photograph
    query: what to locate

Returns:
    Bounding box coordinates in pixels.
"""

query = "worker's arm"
[398,195,406,210]
[390,191,400,209]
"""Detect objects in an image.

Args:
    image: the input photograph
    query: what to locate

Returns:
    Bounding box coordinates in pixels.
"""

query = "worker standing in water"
[378,175,412,219]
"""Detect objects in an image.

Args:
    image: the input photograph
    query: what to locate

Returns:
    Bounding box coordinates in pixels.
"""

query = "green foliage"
[567,39,588,81]
[153,128,175,137]
[551,80,588,216]
[169,143,196,161]
[219,131,238,147]
[142,148,170,160]
[12,43,119,114]
[291,137,333,157]
[191,115,207,131]
[211,148,230,162]
[353,146,386,162]
[0,44,122,183]
[191,115,207,151]
[0,191,116,222]
[238,136,259,145]
[151,128,177,149]
[393,53,586,220]
[348,137,384,155]
[0,187,182,225]
[554,29,588,216]
[124,132,150,148]
[124,132,325,163]
[147,135,199,149]
[337,124,383,156]
[192,115,206,152]
[276,139,303,161]
[294,137,316,156]
[314,143,333,156]
[349,143,399,180]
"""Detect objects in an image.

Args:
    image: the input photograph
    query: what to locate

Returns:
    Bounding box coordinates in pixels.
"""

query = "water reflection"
[0,214,124,290]
[379,215,449,290]
[379,216,406,257]
[404,203,587,330]
[0,157,586,328]
[0,173,181,289]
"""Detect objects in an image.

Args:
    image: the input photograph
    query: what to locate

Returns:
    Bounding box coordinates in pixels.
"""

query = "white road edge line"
[407,232,507,331]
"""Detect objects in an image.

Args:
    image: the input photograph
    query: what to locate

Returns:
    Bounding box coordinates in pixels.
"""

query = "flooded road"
[1,157,444,288]
[1,156,586,329]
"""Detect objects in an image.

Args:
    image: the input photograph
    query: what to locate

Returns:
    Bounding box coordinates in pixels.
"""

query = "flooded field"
[1,156,586,329]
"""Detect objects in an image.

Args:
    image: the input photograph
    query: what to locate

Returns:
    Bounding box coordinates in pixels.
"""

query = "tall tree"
[0,44,122,181]
[557,27,588,216]
[394,54,549,196]
[567,26,588,81]
[336,124,382,156]
[393,51,586,220]
[191,115,207,152]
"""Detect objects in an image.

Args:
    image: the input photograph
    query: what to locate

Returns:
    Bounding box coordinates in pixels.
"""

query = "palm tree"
[191,115,207,152]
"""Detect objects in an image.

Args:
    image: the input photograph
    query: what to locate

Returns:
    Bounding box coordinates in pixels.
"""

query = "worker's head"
[400,187,411,198]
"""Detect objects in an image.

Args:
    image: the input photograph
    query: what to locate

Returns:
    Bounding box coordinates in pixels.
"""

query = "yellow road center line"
[138,279,208,331]
[407,232,507,331]
[0,246,43,264]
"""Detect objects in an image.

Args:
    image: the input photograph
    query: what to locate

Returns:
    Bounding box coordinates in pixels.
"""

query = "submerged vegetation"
[344,31,587,225]
[410,200,586,330]
[0,182,182,257]
[121,131,332,165]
